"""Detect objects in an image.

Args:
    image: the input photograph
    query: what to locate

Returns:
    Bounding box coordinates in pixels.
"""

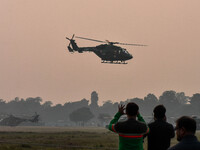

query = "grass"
[0,127,199,150]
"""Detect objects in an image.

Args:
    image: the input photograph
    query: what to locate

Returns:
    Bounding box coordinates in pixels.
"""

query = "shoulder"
[165,121,174,126]
[114,119,147,134]
[148,120,159,129]
[168,142,183,150]
[194,139,200,147]
[114,120,128,133]
[165,122,174,129]
[137,119,147,127]
[148,121,155,126]
[114,121,127,129]
[138,120,147,126]
[137,120,148,132]
[168,139,200,150]
[153,120,174,127]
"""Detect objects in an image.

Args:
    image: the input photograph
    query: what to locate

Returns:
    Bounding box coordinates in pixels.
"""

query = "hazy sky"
[0,0,200,105]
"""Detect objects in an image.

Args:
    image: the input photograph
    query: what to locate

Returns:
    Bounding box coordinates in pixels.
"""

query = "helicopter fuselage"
[68,39,133,62]
[93,44,133,61]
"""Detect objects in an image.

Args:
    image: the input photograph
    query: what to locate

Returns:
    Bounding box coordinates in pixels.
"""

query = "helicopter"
[66,35,147,64]
[0,113,40,126]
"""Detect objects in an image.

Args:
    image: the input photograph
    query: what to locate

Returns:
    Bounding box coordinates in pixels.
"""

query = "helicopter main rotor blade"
[66,34,75,41]
[117,42,147,46]
[72,34,75,39]
[75,36,147,46]
[75,36,106,43]
[66,37,70,41]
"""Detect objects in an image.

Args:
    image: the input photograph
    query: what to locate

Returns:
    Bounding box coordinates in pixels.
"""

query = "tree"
[128,98,144,112]
[6,97,23,114]
[42,101,53,109]
[190,93,200,115]
[144,94,158,105]
[102,100,113,109]
[159,90,180,116]
[100,100,117,116]
[0,99,6,113]
[25,97,42,114]
[98,113,111,126]
[69,107,94,126]
[129,97,144,105]
[144,93,158,115]
[176,92,189,105]
[64,98,89,112]
[190,93,200,106]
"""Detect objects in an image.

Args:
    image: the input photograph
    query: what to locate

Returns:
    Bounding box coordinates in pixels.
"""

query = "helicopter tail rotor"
[66,34,76,52]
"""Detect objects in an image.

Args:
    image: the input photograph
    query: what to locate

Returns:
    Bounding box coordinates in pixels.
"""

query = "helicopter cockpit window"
[122,48,129,54]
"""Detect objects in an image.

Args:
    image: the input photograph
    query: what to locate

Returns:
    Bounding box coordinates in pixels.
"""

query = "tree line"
[0,90,199,126]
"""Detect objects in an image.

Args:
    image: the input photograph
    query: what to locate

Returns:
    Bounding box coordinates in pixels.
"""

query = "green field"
[0,126,199,150]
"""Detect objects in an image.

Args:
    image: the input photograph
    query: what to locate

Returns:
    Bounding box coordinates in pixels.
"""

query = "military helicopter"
[66,35,147,64]
[0,113,40,126]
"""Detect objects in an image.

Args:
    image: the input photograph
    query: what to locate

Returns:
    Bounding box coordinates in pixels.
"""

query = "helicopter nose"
[128,54,133,60]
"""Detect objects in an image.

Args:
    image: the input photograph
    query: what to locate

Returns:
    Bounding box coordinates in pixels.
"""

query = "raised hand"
[118,104,125,115]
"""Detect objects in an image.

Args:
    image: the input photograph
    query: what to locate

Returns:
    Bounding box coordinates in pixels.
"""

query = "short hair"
[176,116,196,134]
[126,102,139,116]
[153,105,166,119]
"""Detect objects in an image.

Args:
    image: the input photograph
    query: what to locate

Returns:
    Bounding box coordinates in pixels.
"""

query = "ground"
[0,126,199,150]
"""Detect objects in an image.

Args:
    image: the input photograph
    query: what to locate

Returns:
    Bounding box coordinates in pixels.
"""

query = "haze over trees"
[0,90,199,126]
[69,107,94,126]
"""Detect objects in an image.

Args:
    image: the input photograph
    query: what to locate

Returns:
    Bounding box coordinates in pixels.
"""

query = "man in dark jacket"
[168,116,200,150]
[147,105,175,150]
[108,102,149,150]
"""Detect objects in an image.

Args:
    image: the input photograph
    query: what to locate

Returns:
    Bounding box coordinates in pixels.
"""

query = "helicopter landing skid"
[101,60,127,64]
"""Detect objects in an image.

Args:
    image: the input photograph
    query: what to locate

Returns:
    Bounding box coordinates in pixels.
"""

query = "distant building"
[90,91,99,108]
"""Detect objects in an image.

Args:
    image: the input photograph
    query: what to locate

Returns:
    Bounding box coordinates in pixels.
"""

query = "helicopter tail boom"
[68,46,74,52]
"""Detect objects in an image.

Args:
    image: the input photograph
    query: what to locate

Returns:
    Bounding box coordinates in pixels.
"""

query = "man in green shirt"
[108,102,149,150]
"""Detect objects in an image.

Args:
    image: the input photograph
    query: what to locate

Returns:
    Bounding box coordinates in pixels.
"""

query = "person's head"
[126,102,139,117]
[153,105,166,120]
[175,116,196,141]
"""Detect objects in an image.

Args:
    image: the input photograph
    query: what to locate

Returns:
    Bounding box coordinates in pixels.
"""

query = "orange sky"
[0,0,200,105]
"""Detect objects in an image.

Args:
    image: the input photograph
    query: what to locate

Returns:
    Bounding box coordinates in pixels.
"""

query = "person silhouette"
[108,102,149,150]
[168,116,200,150]
[147,105,175,150]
